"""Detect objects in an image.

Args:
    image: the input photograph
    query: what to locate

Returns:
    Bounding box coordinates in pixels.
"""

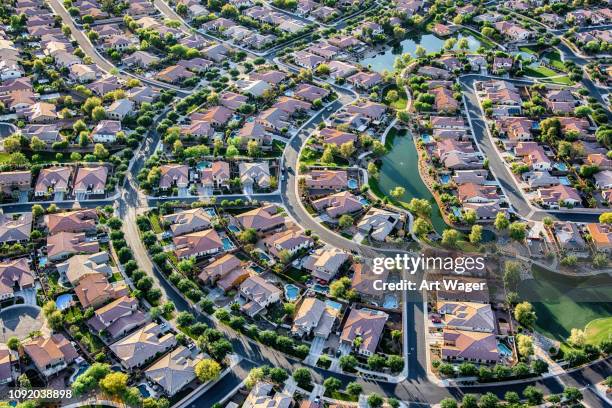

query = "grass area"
[299,146,349,168]
[518,45,539,55]
[326,390,359,402]
[383,85,408,110]
[524,64,559,78]
[542,50,567,72]
[283,267,310,284]
[149,213,163,234]
[109,272,123,283]
[585,317,612,345]
[80,330,104,354]
[518,265,612,341]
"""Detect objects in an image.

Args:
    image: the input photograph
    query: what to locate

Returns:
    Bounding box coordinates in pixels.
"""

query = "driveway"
[304,335,325,365]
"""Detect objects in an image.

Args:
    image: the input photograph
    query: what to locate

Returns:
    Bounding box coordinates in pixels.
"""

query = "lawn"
[585,317,612,345]
[148,213,163,234]
[518,46,539,55]
[326,390,358,402]
[518,265,612,341]
[383,85,408,111]
[283,267,310,284]
[523,65,572,85]
[542,50,567,72]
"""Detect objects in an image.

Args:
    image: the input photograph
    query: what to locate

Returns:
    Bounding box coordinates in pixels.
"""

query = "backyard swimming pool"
[222,238,234,251]
[347,179,358,189]
[55,294,74,311]
[325,299,342,311]
[497,342,512,357]
[284,284,299,301]
[196,161,211,171]
[38,256,47,268]
[313,284,329,293]
[137,384,150,398]
[228,225,240,233]
[205,208,216,217]
[358,197,370,206]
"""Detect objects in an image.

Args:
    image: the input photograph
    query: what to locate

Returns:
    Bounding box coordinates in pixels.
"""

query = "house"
[243,382,292,408]
[586,223,612,253]
[458,183,499,203]
[0,213,32,244]
[235,206,284,232]
[340,308,388,356]
[538,185,581,208]
[145,346,202,396]
[442,329,499,363]
[193,106,233,128]
[453,170,488,185]
[553,222,587,255]
[23,334,78,377]
[21,124,60,145]
[437,301,495,332]
[492,57,513,74]
[46,231,99,261]
[294,51,324,69]
[587,154,612,171]
[273,97,311,115]
[255,108,289,132]
[496,117,533,141]
[432,23,453,36]
[318,128,357,147]
[74,272,128,309]
[0,170,30,197]
[357,208,400,241]
[159,164,189,190]
[162,208,212,237]
[351,262,388,301]
[494,21,531,42]
[249,70,287,86]
[198,254,250,291]
[302,247,349,283]
[56,252,112,285]
[106,99,134,120]
[181,121,213,139]
[156,65,195,84]
[128,86,160,105]
[239,79,271,98]
[0,258,34,300]
[417,66,451,80]
[263,227,314,258]
[201,161,230,190]
[69,64,96,83]
[173,228,223,259]
[91,120,122,143]
[305,170,348,191]
[87,76,123,96]
[88,295,148,339]
[432,86,459,114]
[74,166,108,196]
[20,102,57,123]
[312,191,364,218]
[346,101,386,121]
[35,166,72,197]
[237,122,271,146]
[514,142,551,170]
[45,209,98,235]
[0,346,13,384]
[463,202,504,221]
[239,275,282,317]
[480,80,521,107]
[431,116,465,129]
[124,51,160,68]
[594,170,612,189]
[522,171,560,190]
[239,162,271,189]
[110,323,176,369]
[328,61,358,79]
[220,91,248,110]
[294,83,329,102]
[347,71,383,89]
[291,298,338,338]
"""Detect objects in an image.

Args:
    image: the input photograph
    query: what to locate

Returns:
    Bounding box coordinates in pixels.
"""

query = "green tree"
[469,225,482,244]
[99,372,128,396]
[292,368,312,388]
[367,393,384,408]
[338,214,354,229]
[441,229,460,247]
[195,359,221,382]
[323,377,342,392]
[494,212,509,231]
[514,301,536,328]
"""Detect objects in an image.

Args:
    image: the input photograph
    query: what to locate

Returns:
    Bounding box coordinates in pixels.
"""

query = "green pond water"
[375,130,448,235]
[518,265,612,341]
[360,31,485,73]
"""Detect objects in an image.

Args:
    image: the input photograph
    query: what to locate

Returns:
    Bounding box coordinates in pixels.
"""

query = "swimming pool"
[228,225,240,233]
[439,174,451,184]
[553,162,568,172]
[38,256,47,268]
[497,342,512,357]
[284,284,299,301]
[325,299,342,311]
[222,238,234,251]
[196,161,211,171]
[137,384,150,398]
[358,197,369,206]
[420,134,433,143]
[313,284,329,293]
[347,179,358,189]
[55,294,74,311]
[250,264,264,273]
[205,208,216,217]
[559,177,571,186]
[258,252,271,262]
[383,294,398,309]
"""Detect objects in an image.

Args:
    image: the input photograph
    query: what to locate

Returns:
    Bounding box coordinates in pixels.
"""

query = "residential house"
[201,161,230,190]
[553,222,588,255]
[291,297,338,339]
[239,275,282,317]
[340,308,388,356]
[145,346,202,396]
[458,183,499,203]
[91,120,122,143]
[88,295,147,339]
[312,191,364,218]
[35,166,72,197]
[162,208,212,237]
[263,227,314,258]
[235,206,284,233]
[351,262,388,301]
[159,164,189,190]
[239,162,271,189]
[23,334,78,377]
[110,323,176,369]
[69,64,96,83]
[594,170,612,190]
[74,166,108,196]
[294,83,329,103]
[0,258,34,300]
[586,223,612,253]
[0,213,32,244]
[156,65,195,84]
[357,208,400,241]
[45,209,98,235]
[442,329,499,363]
[74,272,129,309]
[198,254,250,292]
[302,247,349,283]
[538,185,581,208]
[305,170,348,191]
[437,301,495,332]
[56,252,112,285]
[106,99,134,120]
[0,170,31,197]
[46,231,99,261]
[173,228,224,259]
[318,128,357,147]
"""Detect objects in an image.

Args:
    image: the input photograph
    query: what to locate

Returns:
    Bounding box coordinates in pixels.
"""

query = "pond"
[360,31,485,72]
[518,265,612,341]
[373,130,448,235]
